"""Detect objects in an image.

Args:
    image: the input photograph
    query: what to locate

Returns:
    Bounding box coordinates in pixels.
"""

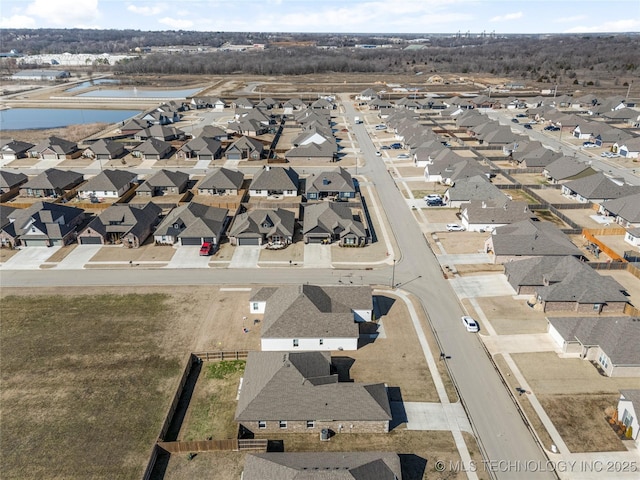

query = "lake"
[0,108,141,130]
[76,87,201,98]
[65,79,121,93]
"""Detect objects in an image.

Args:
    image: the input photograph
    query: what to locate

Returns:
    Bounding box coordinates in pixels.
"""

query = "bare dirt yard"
[473,296,549,335]
[0,286,259,480]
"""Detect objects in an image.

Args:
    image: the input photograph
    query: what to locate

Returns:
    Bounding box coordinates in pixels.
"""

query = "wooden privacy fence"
[193,350,249,361]
[582,229,626,262]
[158,439,267,454]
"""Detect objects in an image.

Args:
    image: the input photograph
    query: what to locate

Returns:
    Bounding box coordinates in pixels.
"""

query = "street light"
[391,259,396,288]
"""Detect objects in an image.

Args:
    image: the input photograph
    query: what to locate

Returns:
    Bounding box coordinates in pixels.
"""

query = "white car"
[375,151,382,157]
[461,316,479,332]
[424,194,441,201]
[446,223,465,232]
[396,154,410,159]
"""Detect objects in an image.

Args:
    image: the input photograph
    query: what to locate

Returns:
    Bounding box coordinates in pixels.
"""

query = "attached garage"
[180,237,202,246]
[306,236,326,244]
[237,237,260,246]
[23,238,50,247]
[79,236,102,245]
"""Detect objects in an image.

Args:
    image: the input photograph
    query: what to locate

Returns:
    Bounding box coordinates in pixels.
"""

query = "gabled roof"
[87,138,125,157]
[306,168,354,195]
[601,192,640,223]
[29,136,77,155]
[548,317,640,366]
[81,203,161,238]
[285,141,336,159]
[4,201,84,240]
[198,167,244,190]
[544,157,597,181]
[22,168,83,190]
[492,219,582,257]
[446,175,505,203]
[250,166,299,191]
[179,136,222,156]
[137,169,188,191]
[257,284,371,339]
[243,452,402,480]
[463,200,535,225]
[303,203,366,239]
[564,173,640,200]
[135,137,172,155]
[227,135,264,153]
[229,208,295,238]
[154,202,228,238]
[78,170,136,193]
[191,125,228,139]
[0,170,28,189]
[1,139,34,155]
[235,351,391,422]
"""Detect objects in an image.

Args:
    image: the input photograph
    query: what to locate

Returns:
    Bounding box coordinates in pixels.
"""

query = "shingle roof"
[259,284,371,339]
[78,170,136,193]
[0,170,28,189]
[303,203,366,239]
[548,316,640,365]
[29,136,77,155]
[601,192,640,223]
[446,175,505,203]
[243,452,402,480]
[563,173,640,200]
[229,208,295,238]
[492,220,583,257]
[544,157,596,181]
[135,137,172,155]
[1,139,34,155]
[137,169,188,191]
[619,390,640,416]
[463,200,535,225]
[22,168,83,190]
[179,136,222,156]
[235,351,391,422]
[306,168,355,195]
[87,139,125,157]
[81,203,161,238]
[198,167,244,190]
[250,167,299,191]
[154,202,228,238]
[5,201,83,240]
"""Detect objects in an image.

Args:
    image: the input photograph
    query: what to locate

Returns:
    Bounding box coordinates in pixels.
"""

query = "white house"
[249,166,299,198]
[249,285,373,352]
[76,170,137,200]
[625,228,640,248]
[617,390,640,447]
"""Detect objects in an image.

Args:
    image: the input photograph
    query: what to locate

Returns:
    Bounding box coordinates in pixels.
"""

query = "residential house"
[83,139,126,161]
[19,168,84,198]
[29,136,79,160]
[282,98,307,114]
[225,136,264,161]
[134,124,184,142]
[136,169,189,197]
[249,166,299,197]
[256,97,280,109]
[356,88,378,102]
[443,175,506,208]
[197,167,244,196]
[226,117,270,137]
[306,167,355,200]
[178,136,222,161]
[486,219,583,263]
[77,203,161,248]
[616,390,640,445]
[232,97,254,110]
[460,200,536,232]
[190,125,229,141]
[625,227,640,249]
[311,98,335,110]
[561,173,640,204]
[504,255,628,313]
[547,317,640,377]
[0,140,34,160]
[153,202,229,247]
[0,170,28,194]
[133,138,173,161]
[303,202,367,246]
[242,452,402,480]
[0,201,84,247]
[250,284,372,350]
[543,157,597,184]
[77,169,137,200]
[618,137,640,159]
[119,118,150,136]
[228,208,295,246]
[234,351,391,434]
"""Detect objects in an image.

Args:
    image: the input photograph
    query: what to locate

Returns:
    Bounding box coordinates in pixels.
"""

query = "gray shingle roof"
[229,208,295,238]
[154,202,228,238]
[87,139,125,157]
[462,200,535,225]
[563,173,640,201]
[243,452,402,480]
[306,168,355,195]
[1,140,34,155]
[445,175,505,203]
[179,136,222,156]
[198,167,244,190]
[135,137,172,155]
[250,167,299,191]
[259,284,371,339]
[29,136,77,155]
[0,170,28,189]
[492,220,583,257]
[303,203,366,240]
[5,201,83,240]
[81,203,161,238]
[78,170,136,193]
[544,157,596,181]
[235,351,391,422]
[548,316,640,365]
[602,192,640,223]
[619,390,640,416]
[137,169,188,192]
[23,168,83,190]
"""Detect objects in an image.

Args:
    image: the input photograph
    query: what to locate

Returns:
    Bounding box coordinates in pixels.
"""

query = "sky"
[1,0,639,34]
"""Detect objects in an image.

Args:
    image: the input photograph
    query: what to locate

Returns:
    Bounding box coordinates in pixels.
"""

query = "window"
[293,339,299,347]
[319,339,324,346]
[621,409,634,428]
[306,420,315,428]
[279,420,287,429]
[599,353,609,369]
[593,303,601,311]
[254,189,262,194]
[252,302,259,311]
[258,420,266,429]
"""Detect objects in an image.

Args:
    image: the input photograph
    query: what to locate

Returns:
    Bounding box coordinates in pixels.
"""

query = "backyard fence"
[158,438,267,453]
[193,350,249,361]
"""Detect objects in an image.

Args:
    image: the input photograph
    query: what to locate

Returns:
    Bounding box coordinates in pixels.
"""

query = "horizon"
[1,0,639,34]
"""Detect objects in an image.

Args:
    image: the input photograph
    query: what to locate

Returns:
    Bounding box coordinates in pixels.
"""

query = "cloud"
[25,0,100,27]
[126,3,168,16]
[0,14,37,28]
[490,12,523,22]
[552,15,587,24]
[564,18,640,33]
[158,17,194,30]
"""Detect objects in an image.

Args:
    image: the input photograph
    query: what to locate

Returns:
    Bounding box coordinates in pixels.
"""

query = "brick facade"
[241,419,389,435]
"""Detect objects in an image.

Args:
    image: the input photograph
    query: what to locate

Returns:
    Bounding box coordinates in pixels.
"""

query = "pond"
[76,87,201,99]
[0,108,141,130]
[65,79,121,93]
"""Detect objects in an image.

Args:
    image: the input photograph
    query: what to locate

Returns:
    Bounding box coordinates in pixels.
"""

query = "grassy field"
[0,293,184,480]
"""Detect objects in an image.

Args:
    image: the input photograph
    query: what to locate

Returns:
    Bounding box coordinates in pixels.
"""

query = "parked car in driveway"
[390,143,402,149]
[199,242,214,256]
[516,113,528,118]
[426,198,444,206]
[583,142,597,148]
[524,124,532,129]
[461,315,480,332]
[381,145,390,150]
[446,223,465,231]
[511,118,519,123]
[396,154,410,159]
[424,194,441,201]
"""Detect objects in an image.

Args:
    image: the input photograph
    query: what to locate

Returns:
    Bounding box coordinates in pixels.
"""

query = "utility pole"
[391,259,396,288]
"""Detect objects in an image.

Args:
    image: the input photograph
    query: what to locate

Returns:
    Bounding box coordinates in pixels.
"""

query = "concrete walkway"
[380,288,479,480]
[482,334,563,355]
[449,274,515,298]
[0,247,58,270]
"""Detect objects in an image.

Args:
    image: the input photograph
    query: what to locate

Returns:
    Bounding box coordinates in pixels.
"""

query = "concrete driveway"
[166,246,212,268]
[437,253,492,265]
[0,247,59,270]
[55,245,101,269]
[391,401,472,432]
[449,274,515,298]
[303,243,332,268]
[229,246,261,268]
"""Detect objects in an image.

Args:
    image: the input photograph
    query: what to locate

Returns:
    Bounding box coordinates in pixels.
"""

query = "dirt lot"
[473,296,549,335]
[5,122,110,145]
[0,286,260,480]
[434,231,488,255]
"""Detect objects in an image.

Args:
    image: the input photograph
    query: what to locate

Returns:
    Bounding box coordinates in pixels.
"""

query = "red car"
[199,242,214,256]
